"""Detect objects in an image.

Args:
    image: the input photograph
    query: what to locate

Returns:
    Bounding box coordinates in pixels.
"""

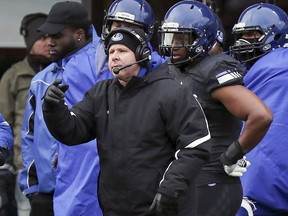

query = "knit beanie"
[20,13,47,50]
[106,28,148,54]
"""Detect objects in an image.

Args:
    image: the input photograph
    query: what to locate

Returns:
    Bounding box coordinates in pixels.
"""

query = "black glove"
[220,140,245,166]
[149,193,177,216]
[0,147,7,166]
[43,79,69,110]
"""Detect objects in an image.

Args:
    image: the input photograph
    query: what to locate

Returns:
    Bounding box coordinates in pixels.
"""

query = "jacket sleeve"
[19,89,38,194]
[0,113,13,150]
[158,85,211,198]
[42,88,97,145]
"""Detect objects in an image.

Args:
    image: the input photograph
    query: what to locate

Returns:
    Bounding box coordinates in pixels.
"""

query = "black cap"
[38,1,89,35]
[20,13,47,50]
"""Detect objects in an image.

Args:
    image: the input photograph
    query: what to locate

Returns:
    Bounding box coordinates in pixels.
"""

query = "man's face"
[170,33,192,63]
[30,35,51,59]
[108,44,140,86]
[48,27,78,62]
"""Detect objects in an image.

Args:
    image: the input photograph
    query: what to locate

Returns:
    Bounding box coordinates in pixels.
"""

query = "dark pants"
[197,182,243,216]
[0,169,17,216]
[29,193,54,216]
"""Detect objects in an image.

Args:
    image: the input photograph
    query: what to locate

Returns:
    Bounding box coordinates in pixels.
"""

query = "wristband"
[220,140,244,165]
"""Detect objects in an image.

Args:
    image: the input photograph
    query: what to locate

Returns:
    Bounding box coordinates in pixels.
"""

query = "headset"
[105,28,151,65]
[20,13,47,37]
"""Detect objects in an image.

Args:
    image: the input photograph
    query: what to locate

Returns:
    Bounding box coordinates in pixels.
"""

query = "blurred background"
[0,0,287,78]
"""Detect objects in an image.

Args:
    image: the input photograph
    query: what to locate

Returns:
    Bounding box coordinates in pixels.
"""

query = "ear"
[75,29,85,42]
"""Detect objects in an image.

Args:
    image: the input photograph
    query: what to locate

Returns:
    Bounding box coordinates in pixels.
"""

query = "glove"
[0,147,8,166]
[43,79,69,110]
[223,156,251,177]
[149,193,177,216]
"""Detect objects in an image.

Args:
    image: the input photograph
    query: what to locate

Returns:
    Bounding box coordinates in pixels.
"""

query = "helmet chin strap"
[169,56,194,66]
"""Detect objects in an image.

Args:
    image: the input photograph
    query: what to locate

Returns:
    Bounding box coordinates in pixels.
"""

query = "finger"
[231,172,243,177]
[238,158,247,167]
[45,95,62,104]
[50,85,66,98]
[59,84,69,93]
[52,79,62,86]
[246,161,251,167]
[234,166,247,173]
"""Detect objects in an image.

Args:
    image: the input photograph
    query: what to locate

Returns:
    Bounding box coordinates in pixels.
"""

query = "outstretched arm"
[42,79,96,145]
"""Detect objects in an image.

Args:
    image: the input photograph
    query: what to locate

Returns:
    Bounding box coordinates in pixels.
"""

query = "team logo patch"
[111,33,123,42]
[216,69,242,84]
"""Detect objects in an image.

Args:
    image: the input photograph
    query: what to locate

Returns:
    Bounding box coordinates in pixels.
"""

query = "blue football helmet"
[230,3,288,64]
[101,0,155,41]
[158,0,217,64]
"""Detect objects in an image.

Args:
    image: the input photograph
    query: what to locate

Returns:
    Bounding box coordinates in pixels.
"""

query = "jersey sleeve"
[204,54,244,93]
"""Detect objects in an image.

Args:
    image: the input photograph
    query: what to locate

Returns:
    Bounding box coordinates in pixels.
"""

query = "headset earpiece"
[129,30,151,66]
[135,41,151,62]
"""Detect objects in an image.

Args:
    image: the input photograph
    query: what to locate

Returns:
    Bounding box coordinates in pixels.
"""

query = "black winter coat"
[43,63,211,216]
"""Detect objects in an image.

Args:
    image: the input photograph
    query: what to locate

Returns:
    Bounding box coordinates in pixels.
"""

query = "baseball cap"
[20,13,47,50]
[37,1,89,35]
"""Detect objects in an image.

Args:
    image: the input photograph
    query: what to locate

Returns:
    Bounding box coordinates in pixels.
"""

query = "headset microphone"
[112,57,149,74]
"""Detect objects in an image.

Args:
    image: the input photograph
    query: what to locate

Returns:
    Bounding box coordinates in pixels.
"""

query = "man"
[230,3,288,215]
[158,1,272,215]
[0,13,50,170]
[0,12,50,216]
[42,27,211,216]
[19,2,104,216]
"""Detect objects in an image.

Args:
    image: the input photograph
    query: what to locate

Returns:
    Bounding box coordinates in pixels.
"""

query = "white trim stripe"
[159,94,211,185]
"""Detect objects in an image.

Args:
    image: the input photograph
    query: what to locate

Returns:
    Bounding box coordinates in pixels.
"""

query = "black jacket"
[43,63,211,216]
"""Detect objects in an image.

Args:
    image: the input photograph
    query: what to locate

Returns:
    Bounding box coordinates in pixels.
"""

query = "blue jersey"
[241,48,288,212]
